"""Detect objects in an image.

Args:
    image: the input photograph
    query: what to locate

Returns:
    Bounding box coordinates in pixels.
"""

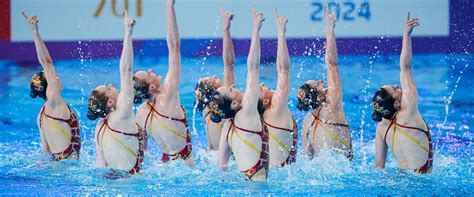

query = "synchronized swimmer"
[25,0,432,182]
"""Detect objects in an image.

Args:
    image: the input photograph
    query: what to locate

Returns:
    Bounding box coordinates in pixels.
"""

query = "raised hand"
[123,10,136,35]
[275,9,288,35]
[167,0,175,6]
[405,12,420,35]
[220,7,234,30]
[252,5,265,32]
[325,2,336,30]
[22,12,38,31]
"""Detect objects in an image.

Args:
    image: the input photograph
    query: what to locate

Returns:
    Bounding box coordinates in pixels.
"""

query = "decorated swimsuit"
[39,105,81,161]
[144,98,192,162]
[97,119,144,175]
[263,118,298,168]
[308,108,353,159]
[384,113,433,173]
[226,119,269,180]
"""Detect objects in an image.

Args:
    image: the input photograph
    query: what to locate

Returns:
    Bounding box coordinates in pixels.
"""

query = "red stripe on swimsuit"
[226,119,269,180]
[309,108,353,159]
[263,118,297,168]
[144,99,192,162]
[39,106,81,161]
[97,119,144,175]
[383,114,433,174]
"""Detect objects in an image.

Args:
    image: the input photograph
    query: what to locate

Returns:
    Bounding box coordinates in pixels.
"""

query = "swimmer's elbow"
[167,41,181,52]
[400,62,412,71]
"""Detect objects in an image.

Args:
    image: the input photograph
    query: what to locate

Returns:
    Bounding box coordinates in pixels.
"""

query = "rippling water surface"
[0,54,472,195]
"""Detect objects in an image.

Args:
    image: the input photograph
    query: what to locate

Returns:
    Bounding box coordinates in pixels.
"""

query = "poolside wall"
[0,0,472,62]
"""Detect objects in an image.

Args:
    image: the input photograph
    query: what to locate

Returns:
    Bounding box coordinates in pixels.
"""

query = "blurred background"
[0,0,471,61]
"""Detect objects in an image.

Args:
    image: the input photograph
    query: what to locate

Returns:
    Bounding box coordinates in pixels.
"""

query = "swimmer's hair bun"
[194,80,217,112]
[372,111,383,122]
[296,84,320,112]
[30,90,38,98]
[87,109,100,121]
[30,71,47,100]
[210,112,222,123]
[371,87,397,122]
[133,77,151,104]
[87,90,110,121]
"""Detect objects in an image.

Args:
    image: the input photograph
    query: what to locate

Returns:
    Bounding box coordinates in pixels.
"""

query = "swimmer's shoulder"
[396,110,424,126]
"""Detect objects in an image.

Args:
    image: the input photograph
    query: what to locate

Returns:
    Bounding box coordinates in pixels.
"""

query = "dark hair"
[133,77,151,104]
[87,90,110,120]
[30,71,48,100]
[209,92,240,123]
[371,88,397,122]
[296,84,322,111]
[194,80,217,111]
[257,98,266,115]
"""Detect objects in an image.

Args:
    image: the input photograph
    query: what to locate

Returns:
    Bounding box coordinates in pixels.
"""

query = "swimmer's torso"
[305,107,352,155]
[227,112,265,172]
[378,111,430,171]
[263,108,296,168]
[95,112,139,171]
[203,107,223,150]
[139,98,188,155]
[37,102,77,155]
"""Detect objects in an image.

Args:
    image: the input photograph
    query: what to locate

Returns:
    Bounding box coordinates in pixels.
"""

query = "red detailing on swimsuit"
[39,106,81,161]
[97,119,144,175]
[227,119,269,180]
[311,109,350,128]
[144,99,192,162]
[383,114,433,174]
[309,108,353,159]
[263,118,298,168]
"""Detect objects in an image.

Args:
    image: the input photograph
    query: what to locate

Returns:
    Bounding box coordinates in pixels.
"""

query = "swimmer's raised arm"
[400,12,420,113]
[116,10,135,115]
[22,12,61,104]
[242,5,264,112]
[272,10,290,111]
[163,0,181,98]
[324,4,343,108]
[221,7,235,87]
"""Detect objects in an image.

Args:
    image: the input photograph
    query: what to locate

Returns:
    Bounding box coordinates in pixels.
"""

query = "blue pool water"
[0,54,472,195]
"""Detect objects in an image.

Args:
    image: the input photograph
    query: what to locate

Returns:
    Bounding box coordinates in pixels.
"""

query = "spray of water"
[190,12,221,147]
[436,62,470,150]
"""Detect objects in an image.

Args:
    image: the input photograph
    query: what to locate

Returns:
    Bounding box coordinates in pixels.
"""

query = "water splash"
[436,62,470,150]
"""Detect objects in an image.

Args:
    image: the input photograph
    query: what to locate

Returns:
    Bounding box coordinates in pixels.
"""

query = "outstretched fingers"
[220,5,224,16]
[326,1,329,16]
[21,11,28,19]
